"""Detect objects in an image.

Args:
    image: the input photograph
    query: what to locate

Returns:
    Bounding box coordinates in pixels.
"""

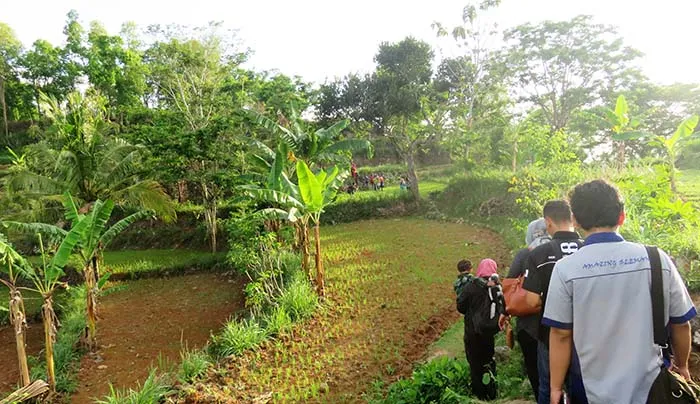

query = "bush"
[96,369,173,404]
[262,306,293,336]
[278,272,319,321]
[375,357,471,403]
[209,317,267,358]
[178,348,211,384]
[324,191,417,224]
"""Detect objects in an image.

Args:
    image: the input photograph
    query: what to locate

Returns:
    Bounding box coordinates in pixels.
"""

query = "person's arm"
[456,286,469,315]
[541,263,574,403]
[549,327,572,403]
[522,253,543,310]
[507,249,528,278]
[671,322,692,380]
[664,249,697,380]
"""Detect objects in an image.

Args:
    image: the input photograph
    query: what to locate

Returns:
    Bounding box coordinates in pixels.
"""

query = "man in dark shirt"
[522,200,583,404]
[505,218,550,401]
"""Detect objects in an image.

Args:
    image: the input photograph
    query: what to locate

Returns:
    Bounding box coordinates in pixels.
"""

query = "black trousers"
[464,332,497,400]
[517,329,540,401]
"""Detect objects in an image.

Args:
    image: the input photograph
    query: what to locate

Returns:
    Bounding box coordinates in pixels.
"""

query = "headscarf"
[525,218,549,246]
[529,235,551,250]
[476,258,498,278]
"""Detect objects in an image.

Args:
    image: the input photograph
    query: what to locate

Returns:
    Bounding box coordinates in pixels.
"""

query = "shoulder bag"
[646,245,700,404]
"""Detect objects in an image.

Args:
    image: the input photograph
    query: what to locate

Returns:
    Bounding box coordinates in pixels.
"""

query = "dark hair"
[542,200,572,224]
[569,180,624,230]
[457,260,472,272]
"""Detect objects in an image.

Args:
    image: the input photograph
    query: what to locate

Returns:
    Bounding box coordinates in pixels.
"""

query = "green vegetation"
[102,249,225,277]
[96,370,173,404]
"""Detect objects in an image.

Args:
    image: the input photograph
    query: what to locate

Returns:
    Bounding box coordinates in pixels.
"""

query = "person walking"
[457,259,505,400]
[522,200,583,404]
[544,180,696,404]
[505,218,551,401]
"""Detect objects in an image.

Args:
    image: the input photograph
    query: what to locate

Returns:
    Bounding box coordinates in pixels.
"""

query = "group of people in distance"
[455,179,697,403]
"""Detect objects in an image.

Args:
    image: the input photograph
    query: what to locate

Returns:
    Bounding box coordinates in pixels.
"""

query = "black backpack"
[469,279,504,336]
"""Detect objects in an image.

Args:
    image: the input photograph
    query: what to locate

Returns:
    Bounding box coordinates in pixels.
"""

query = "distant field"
[679,169,700,203]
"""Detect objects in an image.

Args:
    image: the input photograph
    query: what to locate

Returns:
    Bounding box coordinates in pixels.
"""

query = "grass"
[100,249,225,276]
[96,369,173,404]
[181,218,511,402]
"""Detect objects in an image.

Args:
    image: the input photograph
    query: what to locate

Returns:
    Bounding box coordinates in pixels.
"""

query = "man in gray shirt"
[544,180,695,404]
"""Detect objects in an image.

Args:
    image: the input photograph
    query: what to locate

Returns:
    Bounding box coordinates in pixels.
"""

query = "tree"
[0,23,22,142]
[371,37,441,200]
[20,40,74,115]
[0,234,31,388]
[503,15,642,132]
[432,2,510,165]
[142,23,247,252]
[3,91,175,221]
[85,22,148,120]
[18,219,88,391]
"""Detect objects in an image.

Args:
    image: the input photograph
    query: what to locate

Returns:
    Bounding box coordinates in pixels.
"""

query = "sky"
[3,0,699,86]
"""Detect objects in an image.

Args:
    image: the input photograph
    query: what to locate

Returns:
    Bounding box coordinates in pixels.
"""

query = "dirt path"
[70,272,245,403]
[180,218,511,403]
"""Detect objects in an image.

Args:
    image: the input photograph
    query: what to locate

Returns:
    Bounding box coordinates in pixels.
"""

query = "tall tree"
[432,1,510,165]
[0,23,22,142]
[503,15,642,132]
[372,37,443,200]
[143,23,246,251]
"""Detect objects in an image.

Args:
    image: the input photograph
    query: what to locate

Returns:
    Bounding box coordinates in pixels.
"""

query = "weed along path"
[183,218,510,403]
[70,272,245,403]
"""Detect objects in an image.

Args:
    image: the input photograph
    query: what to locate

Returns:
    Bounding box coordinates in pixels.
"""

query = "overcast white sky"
[3,0,699,86]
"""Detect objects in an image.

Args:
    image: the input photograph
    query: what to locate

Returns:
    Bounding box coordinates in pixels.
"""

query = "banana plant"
[296,160,347,296]
[0,234,33,388]
[18,220,89,392]
[4,192,150,349]
[61,194,151,349]
[603,95,644,166]
[614,114,699,193]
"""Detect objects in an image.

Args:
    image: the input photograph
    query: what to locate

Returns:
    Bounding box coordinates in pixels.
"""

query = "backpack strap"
[646,245,666,346]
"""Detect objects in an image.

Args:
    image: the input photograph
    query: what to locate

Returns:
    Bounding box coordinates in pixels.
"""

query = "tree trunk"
[41,296,58,392]
[669,160,678,194]
[84,263,98,350]
[9,287,30,387]
[616,141,626,168]
[301,221,311,281]
[314,221,324,297]
[512,138,518,173]
[0,75,8,145]
[177,180,188,203]
[202,182,217,253]
[406,148,420,201]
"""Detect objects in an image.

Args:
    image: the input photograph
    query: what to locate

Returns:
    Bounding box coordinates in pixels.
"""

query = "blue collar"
[583,232,625,246]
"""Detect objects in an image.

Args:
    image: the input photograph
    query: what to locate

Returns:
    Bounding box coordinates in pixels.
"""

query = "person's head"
[569,180,625,234]
[476,259,497,278]
[525,218,548,246]
[457,259,472,273]
[542,200,574,235]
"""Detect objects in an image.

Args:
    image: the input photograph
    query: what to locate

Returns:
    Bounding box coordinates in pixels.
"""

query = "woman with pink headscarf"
[457,258,504,400]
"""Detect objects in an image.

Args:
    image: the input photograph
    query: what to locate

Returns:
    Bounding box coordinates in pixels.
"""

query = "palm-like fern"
[2,91,175,221]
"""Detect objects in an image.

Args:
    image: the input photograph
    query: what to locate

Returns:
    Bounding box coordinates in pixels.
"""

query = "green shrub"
[209,318,266,358]
[178,348,211,383]
[262,306,293,336]
[96,369,173,404]
[278,273,318,321]
[374,357,471,403]
[324,191,416,224]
